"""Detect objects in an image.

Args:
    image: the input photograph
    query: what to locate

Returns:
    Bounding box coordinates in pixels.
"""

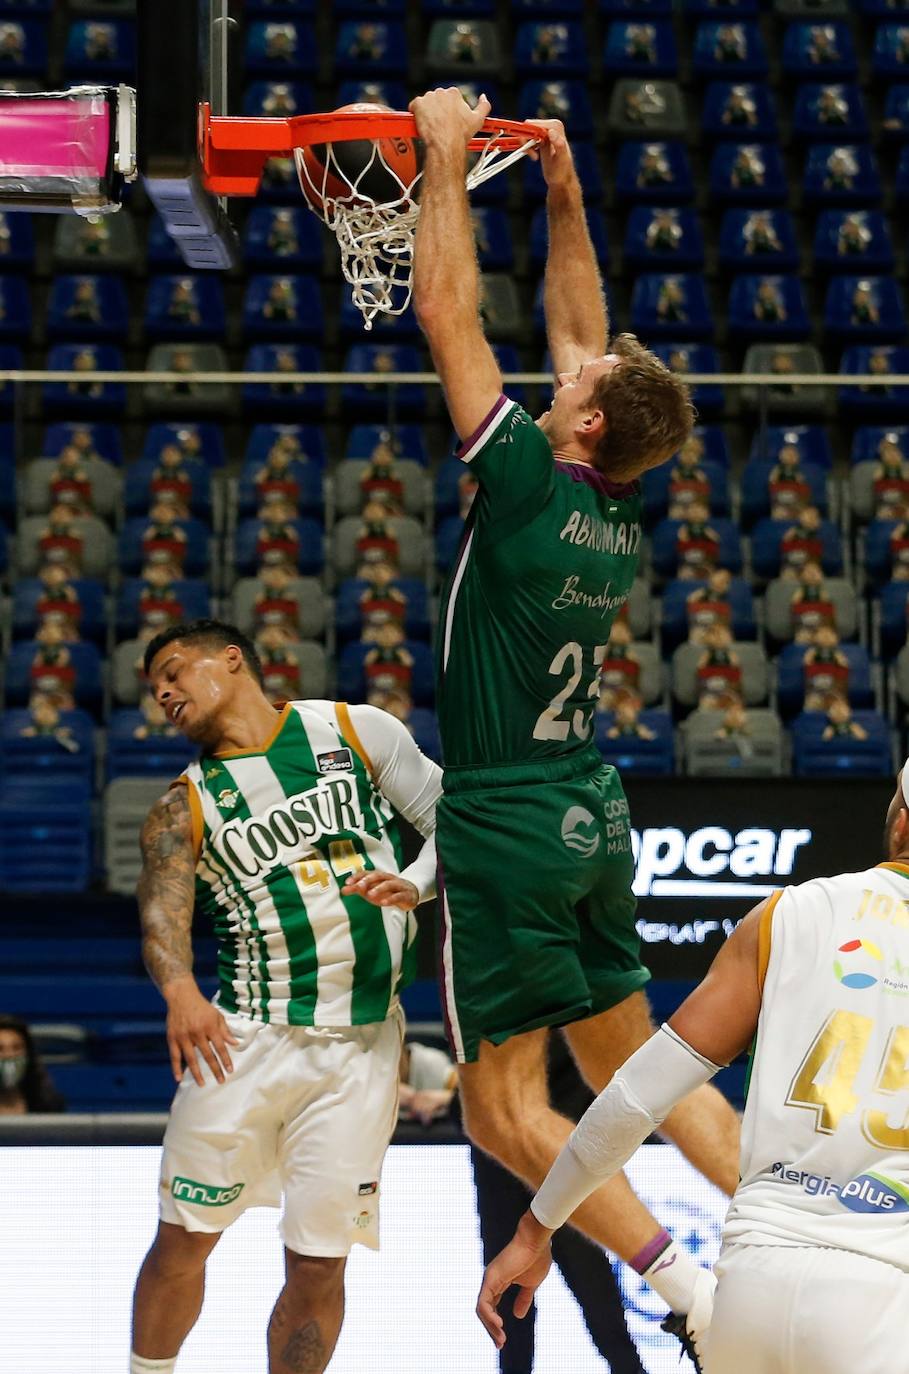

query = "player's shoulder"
[777,867,882,918]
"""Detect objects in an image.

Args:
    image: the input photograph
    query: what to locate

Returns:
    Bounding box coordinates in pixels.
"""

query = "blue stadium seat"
[623,206,705,270]
[0,275,30,338]
[122,458,212,519]
[650,518,743,580]
[435,514,466,573]
[114,578,211,640]
[237,454,323,518]
[345,424,428,465]
[718,209,800,271]
[599,0,672,13]
[242,275,323,341]
[106,711,196,781]
[898,146,909,205]
[0,20,48,74]
[530,205,609,269]
[46,275,129,341]
[802,144,882,205]
[435,457,474,519]
[513,0,583,13]
[335,577,430,645]
[243,207,323,270]
[792,83,868,142]
[851,425,909,468]
[0,209,34,268]
[872,22,909,77]
[727,274,812,341]
[603,21,678,77]
[64,18,134,77]
[334,0,403,11]
[117,517,210,579]
[781,22,857,79]
[247,423,327,470]
[45,421,123,466]
[660,577,756,653]
[595,710,674,775]
[792,711,892,778]
[246,1,316,17]
[824,276,907,343]
[48,1062,177,1111]
[0,345,21,413]
[865,519,909,588]
[651,342,725,417]
[245,19,317,76]
[881,84,909,143]
[146,214,185,271]
[0,0,52,12]
[740,460,827,528]
[0,781,93,892]
[813,210,894,274]
[334,20,407,77]
[692,21,768,78]
[629,273,714,340]
[877,582,909,661]
[777,644,874,718]
[422,0,496,16]
[0,421,13,520]
[341,344,427,418]
[514,21,589,76]
[518,79,594,137]
[12,578,106,644]
[615,140,694,204]
[523,140,604,202]
[4,641,103,713]
[469,207,515,271]
[839,346,909,420]
[144,276,226,341]
[234,516,324,577]
[709,143,788,204]
[642,455,730,524]
[142,422,225,469]
[702,81,777,145]
[43,344,125,416]
[750,516,844,582]
[241,344,327,418]
[0,709,94,783]
[336,78,409,109]
[748,424,832,469]
[337,640,435,706]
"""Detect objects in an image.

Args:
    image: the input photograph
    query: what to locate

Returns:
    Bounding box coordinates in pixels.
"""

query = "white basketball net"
[294,130,539,329]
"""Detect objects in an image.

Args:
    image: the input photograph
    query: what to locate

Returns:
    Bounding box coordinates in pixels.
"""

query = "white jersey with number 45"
[726,862,909,1273]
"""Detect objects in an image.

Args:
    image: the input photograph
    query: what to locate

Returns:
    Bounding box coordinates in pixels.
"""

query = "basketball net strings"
[294,133,538,329]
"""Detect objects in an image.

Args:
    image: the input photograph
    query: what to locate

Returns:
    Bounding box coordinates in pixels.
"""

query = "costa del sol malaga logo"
[833,938,884,990]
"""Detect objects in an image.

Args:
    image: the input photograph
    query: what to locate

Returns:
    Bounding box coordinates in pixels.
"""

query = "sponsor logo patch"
[317,748,354,774]
[561,806,600,858]
[171,1175,245,1207]
[358,1180,378,1196]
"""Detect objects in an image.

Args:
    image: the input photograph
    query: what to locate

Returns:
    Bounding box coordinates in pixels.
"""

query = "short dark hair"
[142,619,265,690]
[0,1013,66,1113]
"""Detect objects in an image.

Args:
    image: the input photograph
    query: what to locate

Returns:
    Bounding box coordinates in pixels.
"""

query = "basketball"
[297,103,423,216]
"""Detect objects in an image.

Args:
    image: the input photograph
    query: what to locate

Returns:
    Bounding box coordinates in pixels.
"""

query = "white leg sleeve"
[531,1024,722,1231]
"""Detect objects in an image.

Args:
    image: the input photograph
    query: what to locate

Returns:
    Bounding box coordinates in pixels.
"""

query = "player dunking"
[410,88,740,1357]
[129,620,442,1374]
[480,767,909,1374]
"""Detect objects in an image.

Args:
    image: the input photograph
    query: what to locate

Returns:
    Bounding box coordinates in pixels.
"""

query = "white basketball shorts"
[159,1007,403,1256]
[706,1242,909,1374]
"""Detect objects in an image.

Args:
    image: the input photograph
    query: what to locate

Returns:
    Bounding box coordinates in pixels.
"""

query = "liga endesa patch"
[317,748,354,773]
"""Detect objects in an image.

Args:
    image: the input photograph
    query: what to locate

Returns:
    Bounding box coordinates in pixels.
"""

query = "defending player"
[130,620,441,1374]
[410,86,740,1354]
[479,767,909,1374]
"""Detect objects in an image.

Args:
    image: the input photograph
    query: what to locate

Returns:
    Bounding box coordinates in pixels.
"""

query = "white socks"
[130,1355,177,1374]
[634,1233,704,1314]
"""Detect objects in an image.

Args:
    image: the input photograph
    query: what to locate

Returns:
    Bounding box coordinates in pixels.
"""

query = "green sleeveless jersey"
[180,701,413,1026]
[437,397,643,770]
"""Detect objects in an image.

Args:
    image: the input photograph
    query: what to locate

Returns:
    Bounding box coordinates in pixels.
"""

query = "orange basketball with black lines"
[297,103,422,214]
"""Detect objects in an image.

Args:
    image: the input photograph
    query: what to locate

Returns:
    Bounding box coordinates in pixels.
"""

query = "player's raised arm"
[137,783,237,1086]
[534,119,608,379]
[410,88,504,442]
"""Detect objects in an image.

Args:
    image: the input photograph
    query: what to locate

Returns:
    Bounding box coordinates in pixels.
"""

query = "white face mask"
[0,1056,27,1091]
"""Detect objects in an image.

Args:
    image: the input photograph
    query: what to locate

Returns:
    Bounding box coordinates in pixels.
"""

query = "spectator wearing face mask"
[0,1015,66,1115]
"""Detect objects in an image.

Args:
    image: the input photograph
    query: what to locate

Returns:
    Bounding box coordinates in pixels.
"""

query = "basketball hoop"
[199,105,547,328]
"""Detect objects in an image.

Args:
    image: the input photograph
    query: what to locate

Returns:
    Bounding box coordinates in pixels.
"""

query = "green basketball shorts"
[436,751,650,1064]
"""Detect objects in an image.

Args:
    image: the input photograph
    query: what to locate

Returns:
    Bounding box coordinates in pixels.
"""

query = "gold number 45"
[786,1008,909,1150]
[300,839,366,891]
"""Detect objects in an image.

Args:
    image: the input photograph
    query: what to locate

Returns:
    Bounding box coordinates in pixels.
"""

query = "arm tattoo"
[281,1320,326,1374]
[137,785,196,993]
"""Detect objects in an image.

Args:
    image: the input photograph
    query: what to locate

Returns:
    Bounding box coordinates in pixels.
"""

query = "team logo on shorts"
[833,938,883,990]
[353,1209,373,1228]
[561,806,600,857]
[317,748,354,774]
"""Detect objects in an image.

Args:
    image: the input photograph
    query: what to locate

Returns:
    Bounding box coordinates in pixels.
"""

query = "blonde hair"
[589,334,695,482]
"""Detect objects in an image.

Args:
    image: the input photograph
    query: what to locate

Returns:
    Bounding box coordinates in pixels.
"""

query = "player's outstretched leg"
[267,1251,346,1374]
[459,1028,711,1327]
[563,992,741,1196]
[131,1221,222,1372]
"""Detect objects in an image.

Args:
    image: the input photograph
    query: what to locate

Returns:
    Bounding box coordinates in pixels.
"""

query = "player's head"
[143,619,266,749]
[884,760,909,859]
[537,334,694,482]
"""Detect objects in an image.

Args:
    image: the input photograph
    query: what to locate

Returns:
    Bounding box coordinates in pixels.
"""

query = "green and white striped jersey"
[180,700,441,1027]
